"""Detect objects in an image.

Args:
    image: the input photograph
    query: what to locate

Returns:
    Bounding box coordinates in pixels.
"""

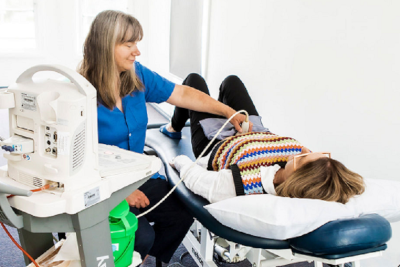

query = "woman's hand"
[167,85,254,133]
[229,112,254,133]
[126,189,150,209]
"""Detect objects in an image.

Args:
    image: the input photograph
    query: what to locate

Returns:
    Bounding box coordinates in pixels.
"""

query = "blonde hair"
[276,157,365,204]
[78,10,144,109]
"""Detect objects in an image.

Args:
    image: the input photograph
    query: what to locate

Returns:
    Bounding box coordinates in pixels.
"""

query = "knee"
[185,73,203,81]
[183,73,208,93]
[221,75,243,88]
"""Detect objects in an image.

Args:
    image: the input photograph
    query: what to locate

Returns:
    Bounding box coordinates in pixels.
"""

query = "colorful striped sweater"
[211,132,303,195]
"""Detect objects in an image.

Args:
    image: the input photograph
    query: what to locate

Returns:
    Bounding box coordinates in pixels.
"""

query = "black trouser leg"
[218,75,259,116]
[170,73,222,158]
[131,179,194,263]
[170,74,213,132]
[170,74,259,158]
[129,207,155,260]
[189,75,259,156]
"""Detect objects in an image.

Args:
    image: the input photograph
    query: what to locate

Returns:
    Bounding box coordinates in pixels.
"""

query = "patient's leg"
[218,75,259,116]
[171,73,215,131]
[171,73,222,158]
[168,74,259,158]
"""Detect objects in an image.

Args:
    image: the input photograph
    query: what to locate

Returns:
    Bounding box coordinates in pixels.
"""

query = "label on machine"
[84,186,100,207]
[21,93,37,111]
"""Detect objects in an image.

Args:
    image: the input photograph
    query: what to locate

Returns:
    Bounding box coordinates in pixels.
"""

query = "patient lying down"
[162,74,364,204]
[169,138,364,204]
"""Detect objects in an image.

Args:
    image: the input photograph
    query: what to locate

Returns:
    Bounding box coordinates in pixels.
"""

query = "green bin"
[109,200,138,267]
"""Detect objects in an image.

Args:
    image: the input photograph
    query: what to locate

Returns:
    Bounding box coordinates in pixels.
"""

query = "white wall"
[131,0,184,115]
[207,1,400,177]
[204,1,400,266]
[0,0,81,86]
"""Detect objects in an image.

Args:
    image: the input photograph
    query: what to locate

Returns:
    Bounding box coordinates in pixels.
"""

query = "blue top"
[97,61,175,153]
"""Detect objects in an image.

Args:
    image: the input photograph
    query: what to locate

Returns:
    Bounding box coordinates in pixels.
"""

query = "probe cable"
[7,184,50,199]
[137,110,249,218]
[3,183,53,266]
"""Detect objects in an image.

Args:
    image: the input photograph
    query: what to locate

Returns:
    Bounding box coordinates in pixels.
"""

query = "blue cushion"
[289,214,392,259]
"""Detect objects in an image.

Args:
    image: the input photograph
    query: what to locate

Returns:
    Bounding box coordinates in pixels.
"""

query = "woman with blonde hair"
[78,10,249,263]
[163,74,365,204]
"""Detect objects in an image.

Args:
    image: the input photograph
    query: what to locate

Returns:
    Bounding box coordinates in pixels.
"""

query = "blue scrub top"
[97,61,175,153]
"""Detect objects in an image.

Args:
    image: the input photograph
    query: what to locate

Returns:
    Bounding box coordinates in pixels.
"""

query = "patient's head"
[276,157,365,204]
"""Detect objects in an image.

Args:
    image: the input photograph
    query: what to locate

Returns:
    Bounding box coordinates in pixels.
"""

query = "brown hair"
[78,10,144,109]
[276,157,365,204]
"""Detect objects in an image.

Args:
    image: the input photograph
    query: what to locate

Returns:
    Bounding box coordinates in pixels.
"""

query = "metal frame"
[182,219,384,267]
[1,177,149,267]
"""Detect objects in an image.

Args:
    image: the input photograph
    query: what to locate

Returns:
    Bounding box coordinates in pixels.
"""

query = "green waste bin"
[109,200,138,267]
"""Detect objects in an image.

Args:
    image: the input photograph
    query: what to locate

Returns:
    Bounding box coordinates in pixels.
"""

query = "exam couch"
[145,125,392,267]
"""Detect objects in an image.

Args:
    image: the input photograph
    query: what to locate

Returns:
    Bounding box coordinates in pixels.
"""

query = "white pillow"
[347,178,400,222]
[204,178,400,240]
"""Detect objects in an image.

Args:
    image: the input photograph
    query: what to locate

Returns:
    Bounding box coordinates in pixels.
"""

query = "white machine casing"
[0,64,161,218]
[1,65,100,192]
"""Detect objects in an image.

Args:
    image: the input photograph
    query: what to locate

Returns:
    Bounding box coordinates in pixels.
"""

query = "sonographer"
[78,10,248,264]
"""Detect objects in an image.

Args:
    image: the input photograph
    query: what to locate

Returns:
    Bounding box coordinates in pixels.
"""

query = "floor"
[0,225,328,267]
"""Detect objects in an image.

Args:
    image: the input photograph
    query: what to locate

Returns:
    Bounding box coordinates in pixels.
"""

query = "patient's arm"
[171,155,236,203]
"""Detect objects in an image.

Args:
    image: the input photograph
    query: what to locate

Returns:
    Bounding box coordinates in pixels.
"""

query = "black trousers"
[130,178,193,262]
[171,73,259,158]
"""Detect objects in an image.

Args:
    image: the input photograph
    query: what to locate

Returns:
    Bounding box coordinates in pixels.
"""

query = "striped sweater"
[211,132,303,195]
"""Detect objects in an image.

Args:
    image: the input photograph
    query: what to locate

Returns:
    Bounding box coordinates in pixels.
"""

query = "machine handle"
[15,64,99,161]
[15,64,96,98]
